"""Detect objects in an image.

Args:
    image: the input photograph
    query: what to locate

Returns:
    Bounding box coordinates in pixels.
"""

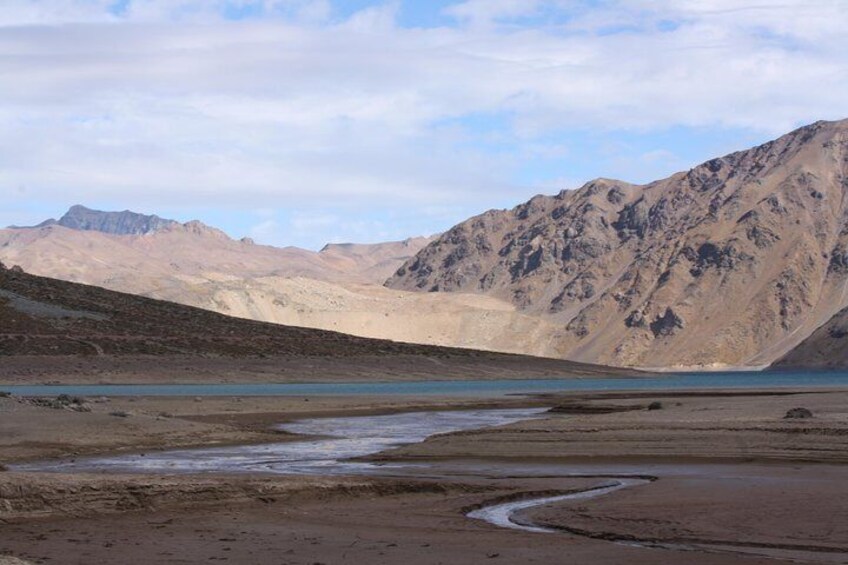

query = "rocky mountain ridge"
[19,204,180,236]
[388,119,848,368]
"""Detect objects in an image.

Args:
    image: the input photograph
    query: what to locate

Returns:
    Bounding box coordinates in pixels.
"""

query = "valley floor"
[1,388,847,564]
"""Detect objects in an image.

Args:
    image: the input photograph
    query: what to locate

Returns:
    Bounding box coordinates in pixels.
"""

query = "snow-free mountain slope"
[388,119,848,368]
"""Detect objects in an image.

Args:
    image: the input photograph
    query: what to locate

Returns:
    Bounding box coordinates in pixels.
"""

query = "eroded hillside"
[388,119,848,368]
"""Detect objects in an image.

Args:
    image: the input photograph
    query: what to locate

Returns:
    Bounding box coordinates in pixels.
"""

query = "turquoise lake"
[2,370,847,396]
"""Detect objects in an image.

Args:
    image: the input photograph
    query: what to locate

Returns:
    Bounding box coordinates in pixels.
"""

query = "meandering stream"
[467,478,651,533]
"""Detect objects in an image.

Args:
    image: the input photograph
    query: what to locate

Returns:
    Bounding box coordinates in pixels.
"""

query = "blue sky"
[2,0,847,249]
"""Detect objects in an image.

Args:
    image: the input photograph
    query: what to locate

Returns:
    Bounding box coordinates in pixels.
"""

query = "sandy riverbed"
[1,389,847,564]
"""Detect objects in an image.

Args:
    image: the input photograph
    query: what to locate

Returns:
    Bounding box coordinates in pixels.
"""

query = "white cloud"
[0,1,116,26]
[0,0,847,237]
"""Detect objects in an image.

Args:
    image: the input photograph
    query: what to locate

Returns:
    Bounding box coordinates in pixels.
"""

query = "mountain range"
[0,207,547,359]
[4,118,848,370]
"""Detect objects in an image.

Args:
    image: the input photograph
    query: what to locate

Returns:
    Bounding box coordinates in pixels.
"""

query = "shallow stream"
[13,408,548,475]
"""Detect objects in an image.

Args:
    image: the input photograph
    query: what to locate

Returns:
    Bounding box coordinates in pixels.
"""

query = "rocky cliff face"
[388,119,848,368]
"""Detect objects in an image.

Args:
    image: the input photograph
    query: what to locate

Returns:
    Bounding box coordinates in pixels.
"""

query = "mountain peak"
[56,205,178,236]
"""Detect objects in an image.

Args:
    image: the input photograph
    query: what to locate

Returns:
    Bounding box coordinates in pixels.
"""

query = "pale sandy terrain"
[162,278,564,357]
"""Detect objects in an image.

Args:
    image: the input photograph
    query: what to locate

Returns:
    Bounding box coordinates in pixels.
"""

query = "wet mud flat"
[2,389,848,564]
[2,463,846,565]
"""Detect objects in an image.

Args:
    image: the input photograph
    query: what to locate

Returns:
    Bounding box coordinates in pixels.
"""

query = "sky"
[2,0,848,249]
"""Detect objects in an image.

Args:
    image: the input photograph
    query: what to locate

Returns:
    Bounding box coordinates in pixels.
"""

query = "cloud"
[1,0,847,247]
[444,0,546,24]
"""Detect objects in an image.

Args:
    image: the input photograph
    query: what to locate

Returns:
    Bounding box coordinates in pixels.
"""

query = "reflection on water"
[15,408,548,475]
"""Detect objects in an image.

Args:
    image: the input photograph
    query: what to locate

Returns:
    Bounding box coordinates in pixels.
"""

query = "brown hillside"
[388,119,848,369]
[0,262,624,381]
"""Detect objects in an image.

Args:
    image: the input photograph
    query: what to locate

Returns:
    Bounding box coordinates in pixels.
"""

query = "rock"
[828,248,848,273]
[625,310,646,328]
[690,242,741,273]
[647,401,663,410]
[606,187,625,204]
[650,308,684,337]
[784,407,813,419]
[56,204,178,235]
[612,197,650,239]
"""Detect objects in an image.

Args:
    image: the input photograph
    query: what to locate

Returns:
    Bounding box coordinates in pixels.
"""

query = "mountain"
[319,237,437,283]
[0,206,430,286]
[22,204,180,235]
[0,219,550,358]
[0,208,550,360]
[0,261,623,380]
[773,305,848,369]
[388,119,848,369]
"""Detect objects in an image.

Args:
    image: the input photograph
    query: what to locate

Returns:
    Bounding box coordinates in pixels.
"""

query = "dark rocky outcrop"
[649,308,684,337]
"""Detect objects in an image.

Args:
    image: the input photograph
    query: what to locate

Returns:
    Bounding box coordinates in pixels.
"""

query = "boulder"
[784,407,813,419]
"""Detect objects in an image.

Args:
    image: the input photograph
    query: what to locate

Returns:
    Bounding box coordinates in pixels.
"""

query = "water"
[13,408,549,475]
[2,370,847,397]
[467,478,651,533]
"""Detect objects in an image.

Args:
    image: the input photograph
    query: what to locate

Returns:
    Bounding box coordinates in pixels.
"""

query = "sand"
[378,389,848,463]
[1,389,847,564]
